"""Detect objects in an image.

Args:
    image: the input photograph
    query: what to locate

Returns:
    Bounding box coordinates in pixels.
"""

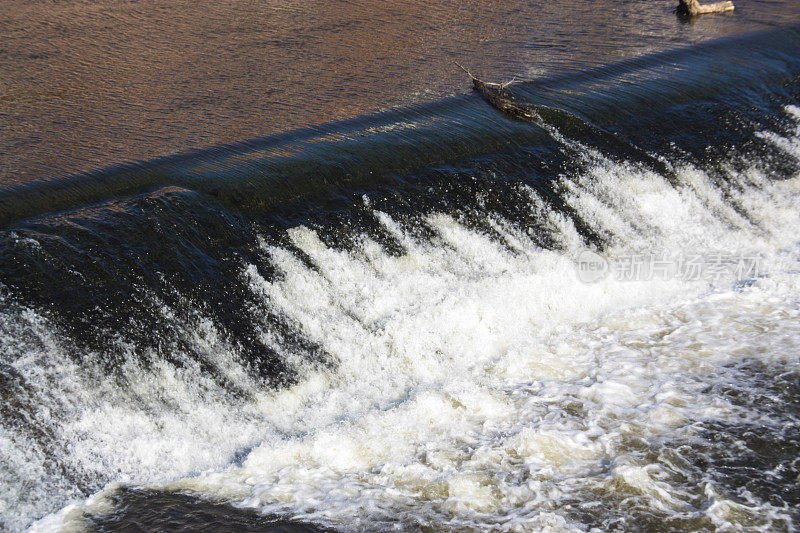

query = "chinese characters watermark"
[575,250,763,284]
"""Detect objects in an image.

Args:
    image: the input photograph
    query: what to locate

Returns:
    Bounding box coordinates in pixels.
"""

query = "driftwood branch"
[455,62,538,121]
[679,0,734,15]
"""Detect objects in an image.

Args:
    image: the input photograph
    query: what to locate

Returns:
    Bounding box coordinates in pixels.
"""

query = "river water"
[2,1,800,531]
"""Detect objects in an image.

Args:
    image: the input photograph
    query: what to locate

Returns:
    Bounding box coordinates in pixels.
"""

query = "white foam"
[13,106,800,531]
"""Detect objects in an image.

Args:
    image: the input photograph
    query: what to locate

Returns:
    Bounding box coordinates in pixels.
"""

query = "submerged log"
[679,0,734,15]
[455,62,539,121]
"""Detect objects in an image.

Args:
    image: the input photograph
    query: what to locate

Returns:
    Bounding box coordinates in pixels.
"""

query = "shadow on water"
[89,488,332,533]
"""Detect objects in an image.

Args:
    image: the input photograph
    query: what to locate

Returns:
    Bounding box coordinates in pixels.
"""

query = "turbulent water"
[2,20,800,533]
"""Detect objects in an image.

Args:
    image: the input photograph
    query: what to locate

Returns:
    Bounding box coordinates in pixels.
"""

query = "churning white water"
[11,106,800,531]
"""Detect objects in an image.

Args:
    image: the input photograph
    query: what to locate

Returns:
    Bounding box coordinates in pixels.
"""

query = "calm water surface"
[1,0,798,181]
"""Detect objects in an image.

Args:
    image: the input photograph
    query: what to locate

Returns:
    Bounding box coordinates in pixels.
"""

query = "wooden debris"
[678,0,734,16]
[455,62,539,121]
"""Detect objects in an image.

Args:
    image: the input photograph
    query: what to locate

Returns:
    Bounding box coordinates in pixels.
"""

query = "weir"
[2,25,800,532]
[1,26,799,229]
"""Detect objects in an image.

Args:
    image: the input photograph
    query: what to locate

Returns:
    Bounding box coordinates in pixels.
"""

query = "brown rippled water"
[1,0,799,183]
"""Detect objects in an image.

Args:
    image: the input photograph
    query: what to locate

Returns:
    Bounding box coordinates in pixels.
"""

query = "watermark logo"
[575,250,763,284]
[576,250,610,283]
